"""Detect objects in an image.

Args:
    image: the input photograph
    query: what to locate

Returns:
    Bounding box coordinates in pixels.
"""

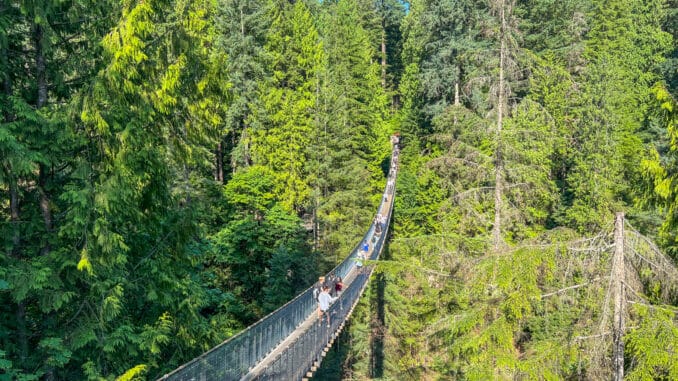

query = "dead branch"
[627,300,678,313]
[626,245,678,281]
[541,277,605,298]
[574,332,611,341]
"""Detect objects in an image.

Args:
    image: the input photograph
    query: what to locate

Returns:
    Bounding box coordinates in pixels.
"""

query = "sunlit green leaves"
[626,304,678,380]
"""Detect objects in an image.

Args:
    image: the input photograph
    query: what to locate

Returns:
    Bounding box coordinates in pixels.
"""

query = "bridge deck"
[243,194,394,380]
[243,257,365,379]
[158,145,399,381]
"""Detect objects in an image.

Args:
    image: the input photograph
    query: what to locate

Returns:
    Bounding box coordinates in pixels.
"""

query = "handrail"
[248,152,398,380]
[158,144,399,381]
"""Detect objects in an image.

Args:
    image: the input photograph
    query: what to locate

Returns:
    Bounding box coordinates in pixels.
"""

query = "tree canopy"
[1,0,676,379]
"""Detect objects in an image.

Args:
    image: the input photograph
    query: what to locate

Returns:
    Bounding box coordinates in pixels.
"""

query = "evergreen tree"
[643,84,678,259]
[373,0,407,101]
[2,0,228,377]
[417,0,492,122]
[1,0,119,378]
[516,0,588,68]
[249,0,324,213]
[215,0,270,179]
[314,0,390,257]
[208,166,317,321]
[563,0,671,230]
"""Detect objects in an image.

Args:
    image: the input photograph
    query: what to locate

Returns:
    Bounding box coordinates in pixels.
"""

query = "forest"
[1,0,677,379]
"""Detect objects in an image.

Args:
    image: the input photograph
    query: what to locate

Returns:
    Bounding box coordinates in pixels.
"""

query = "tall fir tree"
[563,0,671,230]
[215,0,271,179]
[1,0,119,378]
[1,0,229,377]
[248,0,324,213]
[314,0,390,257]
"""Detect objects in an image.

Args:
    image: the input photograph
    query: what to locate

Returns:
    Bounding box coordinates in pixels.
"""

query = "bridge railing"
[158,146,399,381]
[247,148,398,381]
[250,181,395,380]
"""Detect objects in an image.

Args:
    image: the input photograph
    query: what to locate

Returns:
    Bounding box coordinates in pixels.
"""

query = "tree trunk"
[232,128,238,174]
[492,2,506,252]
[34,24,47,108]
[1,47,10,121]
[34,22,57,381]
[453,82,460,125]
[241,7,245,36]
[38,167,52,230]
[38,164,53,256]
[3,34,30,373]
[8,175,30,370]
[381,26,387,90]
[612,212,626,381]
[313,199,319,251]
[215,141,224,183]
[9,177,20,254]
[15,301,29,367]
[34,22,53,257]
[454,82,460,106]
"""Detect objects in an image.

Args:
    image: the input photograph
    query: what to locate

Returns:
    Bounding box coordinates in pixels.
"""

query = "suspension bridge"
[158,145,400,381]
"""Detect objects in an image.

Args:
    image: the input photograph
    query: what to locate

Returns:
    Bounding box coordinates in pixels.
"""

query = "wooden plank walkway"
[243,253,366,380]
[243,193,394,380]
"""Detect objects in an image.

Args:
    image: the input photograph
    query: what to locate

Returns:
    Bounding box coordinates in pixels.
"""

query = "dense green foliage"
[0,0,390,378]
[354,0,678,379]
[1,0,677,380]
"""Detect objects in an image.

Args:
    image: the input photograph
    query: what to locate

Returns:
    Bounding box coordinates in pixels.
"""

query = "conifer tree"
[209,165,316,319]
[215,0,270,179]
[249,0,323,212]
[2,0,231,377]
[563,0,671,230]
[1,0,118,378]
[644,84,678,259]
[312,0,390,257]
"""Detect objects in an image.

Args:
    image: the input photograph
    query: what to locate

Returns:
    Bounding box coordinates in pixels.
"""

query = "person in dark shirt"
[328,272,338,297]
[313,276,326,301]
[335,277,344,296]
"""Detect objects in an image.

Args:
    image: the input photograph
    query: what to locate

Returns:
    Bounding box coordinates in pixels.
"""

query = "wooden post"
[612,212,625,381]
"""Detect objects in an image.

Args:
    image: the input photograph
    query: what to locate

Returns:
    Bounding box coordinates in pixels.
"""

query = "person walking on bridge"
[357,240,369,274]
[390,133,400,149]
[328,272,338,297]
[318,286,337,327]
[313,276,329,302]
[335,277,344,296]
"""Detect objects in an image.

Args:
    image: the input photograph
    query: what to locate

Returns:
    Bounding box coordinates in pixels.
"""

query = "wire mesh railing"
[246,150,397,380]
[159,144,399,381]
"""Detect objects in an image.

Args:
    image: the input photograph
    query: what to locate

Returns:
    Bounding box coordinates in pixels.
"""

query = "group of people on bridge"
[158,134,401,381]
[314,274,344,326]
[312,133,401,329]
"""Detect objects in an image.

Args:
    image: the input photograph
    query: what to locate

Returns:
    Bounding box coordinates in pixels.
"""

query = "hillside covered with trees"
[1,0,677,379]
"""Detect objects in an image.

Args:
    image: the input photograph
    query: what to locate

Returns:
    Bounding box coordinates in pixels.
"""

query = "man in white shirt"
[318,286,337,327]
